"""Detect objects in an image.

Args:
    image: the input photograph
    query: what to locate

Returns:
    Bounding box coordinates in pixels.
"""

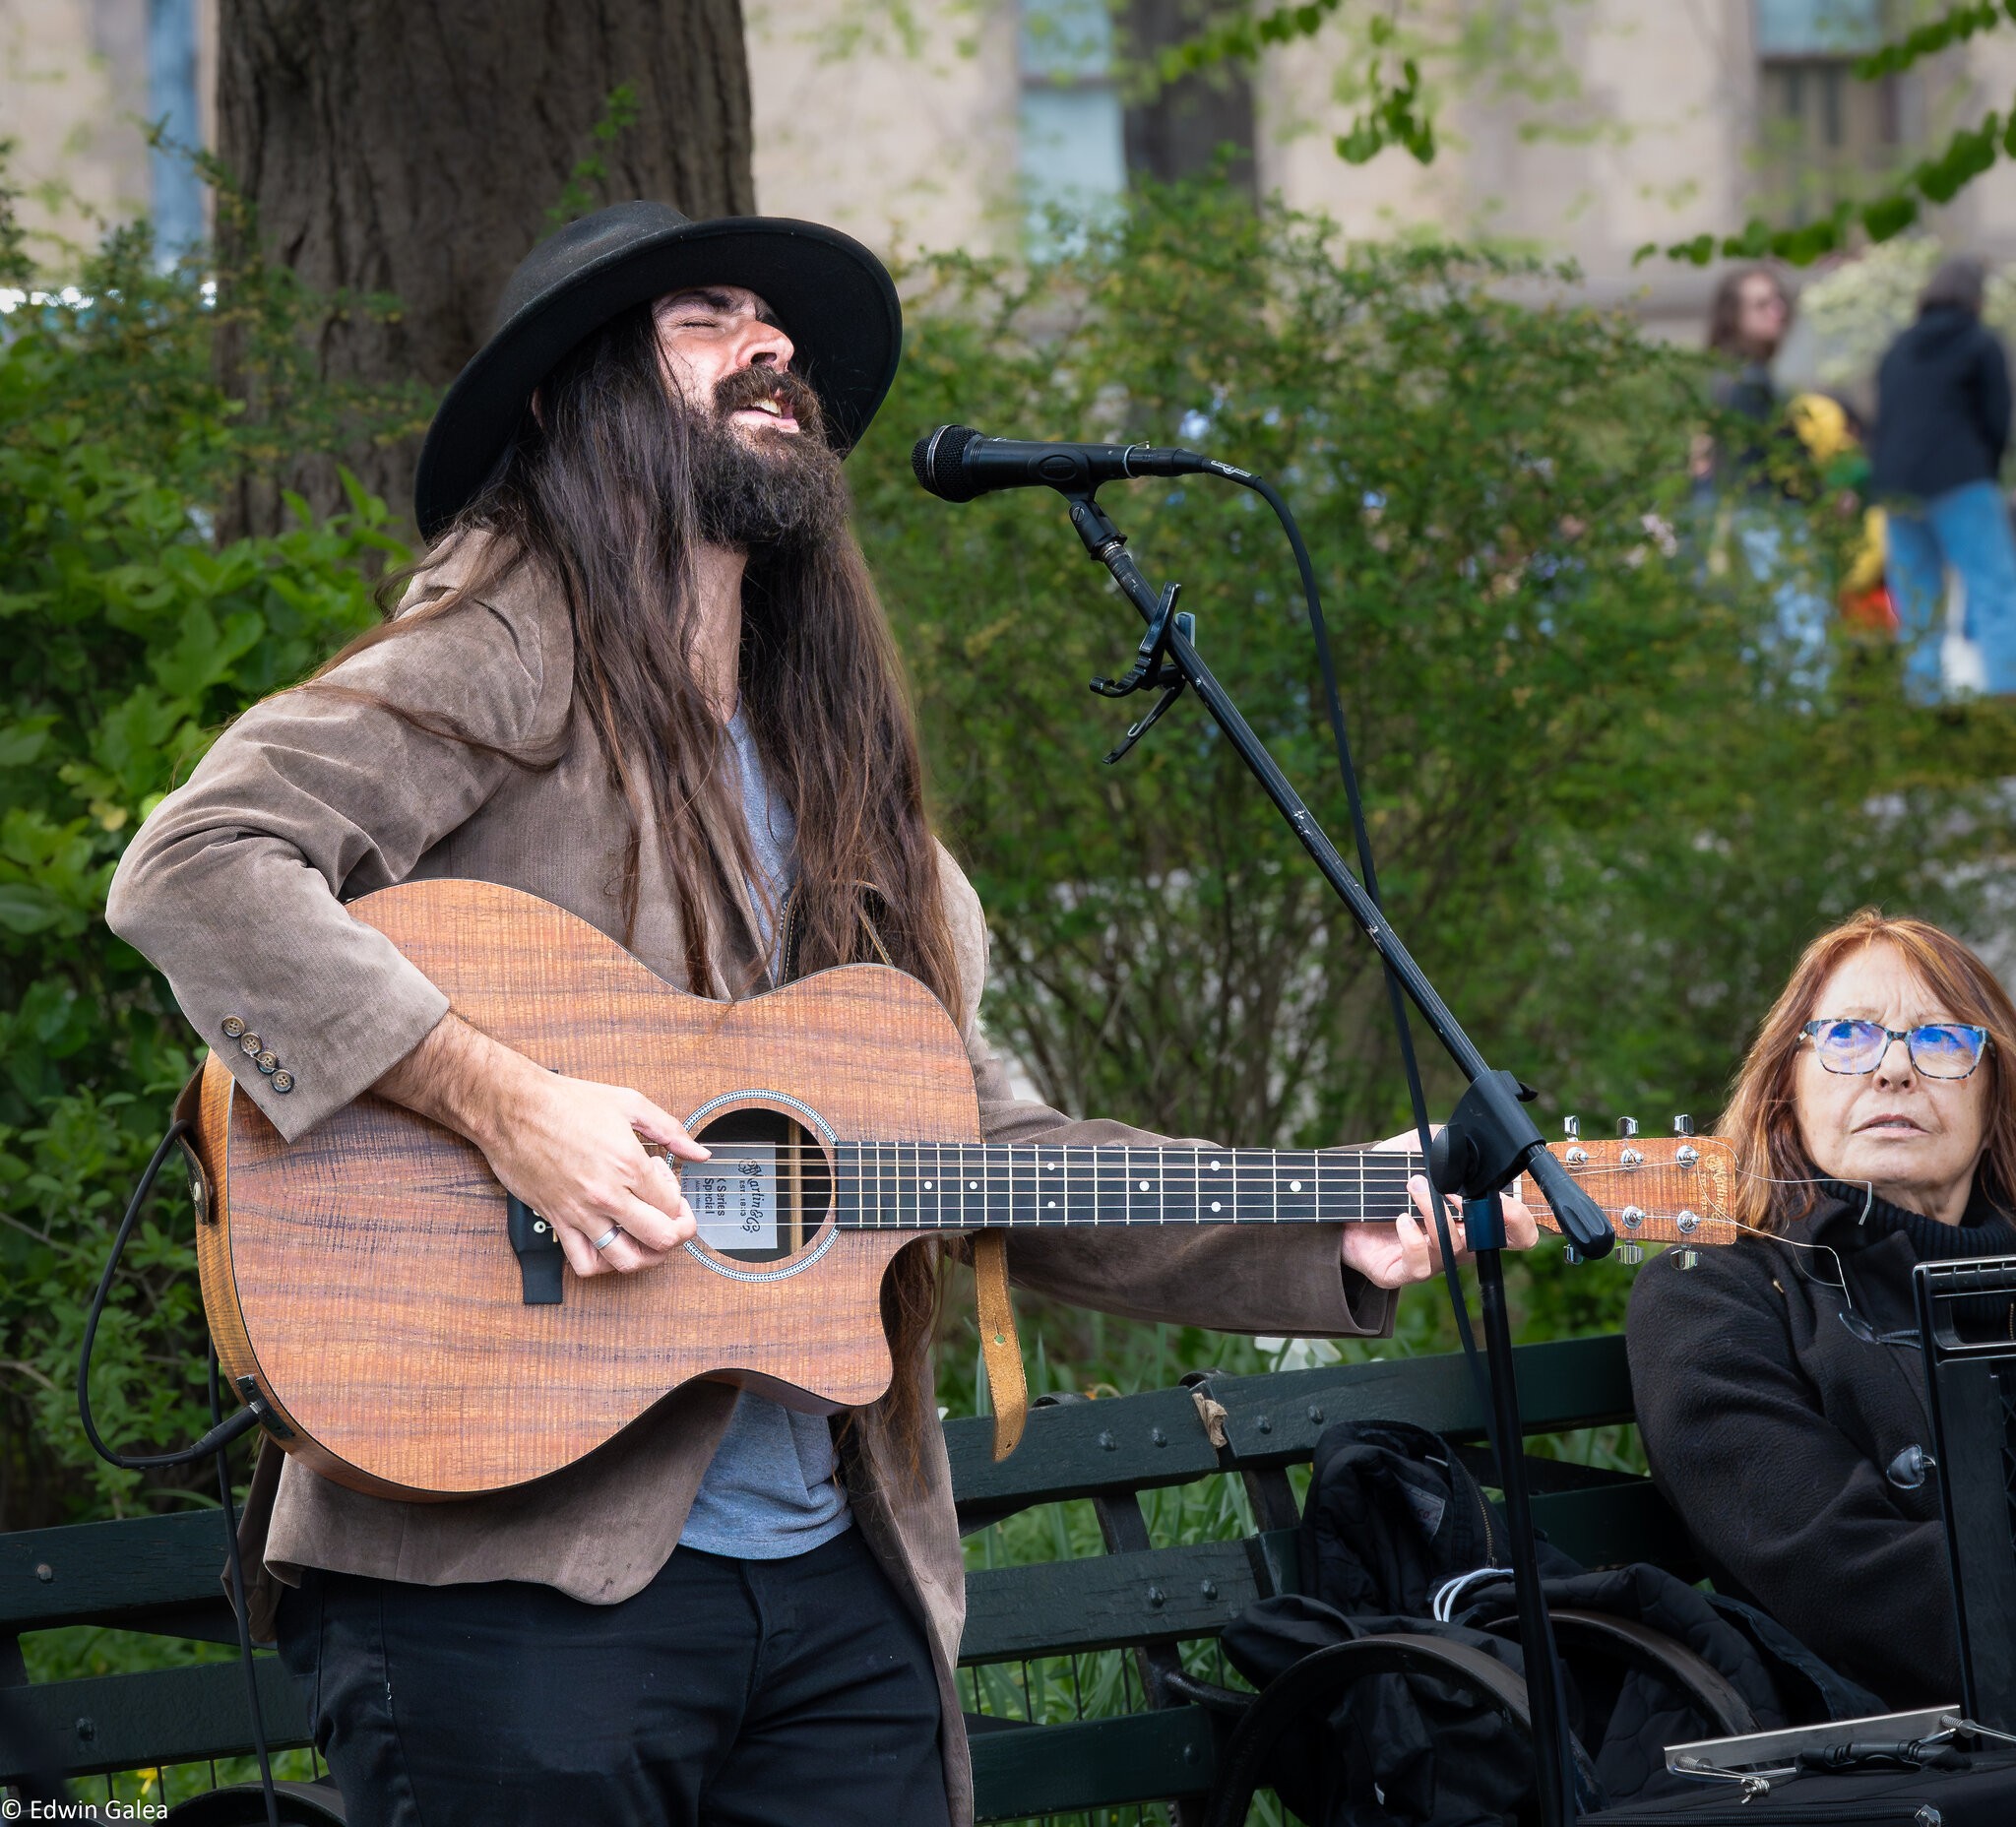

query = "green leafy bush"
[0,171,409,1522]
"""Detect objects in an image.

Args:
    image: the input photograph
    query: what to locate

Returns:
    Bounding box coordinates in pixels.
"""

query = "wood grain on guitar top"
[198,879,977,1501]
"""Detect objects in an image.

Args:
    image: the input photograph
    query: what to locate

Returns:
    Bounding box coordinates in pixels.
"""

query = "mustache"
[711,365,824,432]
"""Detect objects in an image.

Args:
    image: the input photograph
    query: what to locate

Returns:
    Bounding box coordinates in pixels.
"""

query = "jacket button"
[239,1034,264,1057]
[255,1051,279,1075]
[270,1071,294,1095]
[221,1016,246,1040]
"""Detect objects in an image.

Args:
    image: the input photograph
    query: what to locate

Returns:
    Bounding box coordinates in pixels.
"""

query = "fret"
[1039,1147,1066,1222]
[1275,1150,1319,1227]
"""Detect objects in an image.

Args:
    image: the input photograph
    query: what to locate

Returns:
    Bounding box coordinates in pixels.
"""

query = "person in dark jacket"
[1628,909,2016,1709]
[1871,256,2016,697]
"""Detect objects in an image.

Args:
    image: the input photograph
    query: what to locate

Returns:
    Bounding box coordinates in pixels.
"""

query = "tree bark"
[215,0,754,541]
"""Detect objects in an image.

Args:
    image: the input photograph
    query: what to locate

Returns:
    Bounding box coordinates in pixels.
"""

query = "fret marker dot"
[969,1180,977,1191]
[1290,1179,1302,1193]
[1046,1162,1058,1171]
[1210,1159,1222,1170]
[1138,1179,1149,1191]
[1047,1200,1057,1210]
[1211,1201,1223,1213]
[923,1180,932,1190]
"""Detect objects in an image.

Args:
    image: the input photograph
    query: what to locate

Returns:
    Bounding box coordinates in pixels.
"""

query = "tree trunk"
[215,0,754,542]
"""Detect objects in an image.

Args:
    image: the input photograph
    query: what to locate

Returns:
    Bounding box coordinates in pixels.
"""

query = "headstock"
[1516,1114,1740,1265]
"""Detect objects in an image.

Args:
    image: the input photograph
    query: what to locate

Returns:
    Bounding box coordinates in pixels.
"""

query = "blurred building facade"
[9,1,2016,345]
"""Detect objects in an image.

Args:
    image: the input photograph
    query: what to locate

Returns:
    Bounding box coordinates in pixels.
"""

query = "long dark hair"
[1707,264,1791,361]
[320,302,957,1460]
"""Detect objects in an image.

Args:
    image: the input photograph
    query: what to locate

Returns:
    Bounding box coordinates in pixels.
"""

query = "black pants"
[275,1527,951,1827]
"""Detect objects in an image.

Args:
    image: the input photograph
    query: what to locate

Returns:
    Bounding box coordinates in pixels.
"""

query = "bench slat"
[0,1659,310,1782]
[1201,1334,1636,1468]
[948,1337,1637,1527]
[1531,1483,1700,1579]
[949,1387,1220,1527]
[0,1513,234,1633]
[970,1707,1217,1819]
[962,1541,1257,1663]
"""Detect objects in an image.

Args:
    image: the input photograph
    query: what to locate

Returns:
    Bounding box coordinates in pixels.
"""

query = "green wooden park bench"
[0,1332,1700,1824]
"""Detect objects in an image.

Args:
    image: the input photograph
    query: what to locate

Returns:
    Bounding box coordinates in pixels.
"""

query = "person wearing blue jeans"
[1872,255,2016,699]
[1884,478,2016,698]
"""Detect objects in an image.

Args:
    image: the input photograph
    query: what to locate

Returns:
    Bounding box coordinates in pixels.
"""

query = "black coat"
[1870,306,2013,502]
[1627,1181,2016,1708]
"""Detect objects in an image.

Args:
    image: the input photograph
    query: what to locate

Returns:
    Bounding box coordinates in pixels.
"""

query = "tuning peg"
[1672,1114,1694,1137]
[1617,1242,1644,1266]
[1616,1116,1639,1139]
[1563,1115,1580,1141]
[1563,1243,1583,1266]
[1673,1246,1700,1271]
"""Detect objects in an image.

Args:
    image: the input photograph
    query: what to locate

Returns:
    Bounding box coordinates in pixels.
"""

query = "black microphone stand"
[1059,490,1610,1827]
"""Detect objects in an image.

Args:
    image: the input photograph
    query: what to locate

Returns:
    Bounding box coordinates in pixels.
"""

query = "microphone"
[912,424,1236,503]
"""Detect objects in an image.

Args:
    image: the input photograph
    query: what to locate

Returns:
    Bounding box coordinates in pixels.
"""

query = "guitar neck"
[834,1143,1431,1230]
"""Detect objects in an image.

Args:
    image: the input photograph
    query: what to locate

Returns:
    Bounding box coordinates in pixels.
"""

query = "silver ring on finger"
[592,1225,622,1254]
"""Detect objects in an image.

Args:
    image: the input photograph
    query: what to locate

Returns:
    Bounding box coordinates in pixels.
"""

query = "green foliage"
[1857,2,2016,79]
[0,168,408,1523]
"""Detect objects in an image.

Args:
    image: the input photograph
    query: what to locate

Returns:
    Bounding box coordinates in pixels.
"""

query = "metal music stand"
[1914,1253,2016,1732]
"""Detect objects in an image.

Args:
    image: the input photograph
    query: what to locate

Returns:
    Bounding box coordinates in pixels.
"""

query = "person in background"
[1871,256,2016,699]
[1628,911,2016,1708]
[1693,265,1795,494]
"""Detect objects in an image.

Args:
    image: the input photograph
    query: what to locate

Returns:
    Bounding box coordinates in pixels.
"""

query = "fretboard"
[833,1143,1434,1230]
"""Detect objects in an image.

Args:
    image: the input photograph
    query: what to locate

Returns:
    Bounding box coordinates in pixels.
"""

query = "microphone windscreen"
[912,424,982,502]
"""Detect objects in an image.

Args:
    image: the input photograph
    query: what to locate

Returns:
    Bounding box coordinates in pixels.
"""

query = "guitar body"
[194,879,974,1502]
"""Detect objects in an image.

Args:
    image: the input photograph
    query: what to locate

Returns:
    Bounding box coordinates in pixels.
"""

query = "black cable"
[1219,467,1587,1819]
[210,1346,282,1827]
[80,1116,280,1827]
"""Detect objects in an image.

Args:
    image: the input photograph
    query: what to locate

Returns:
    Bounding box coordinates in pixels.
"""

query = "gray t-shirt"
[678,708,851,1559]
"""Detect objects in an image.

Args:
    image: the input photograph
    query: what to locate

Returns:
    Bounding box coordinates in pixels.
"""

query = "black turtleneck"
[1813,1175,2016,1261]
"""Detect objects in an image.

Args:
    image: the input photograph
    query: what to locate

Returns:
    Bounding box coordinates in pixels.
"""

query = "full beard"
[687,366,850,553]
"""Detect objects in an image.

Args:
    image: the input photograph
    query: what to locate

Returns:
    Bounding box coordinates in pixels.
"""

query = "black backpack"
[1221,1418,1880,1826]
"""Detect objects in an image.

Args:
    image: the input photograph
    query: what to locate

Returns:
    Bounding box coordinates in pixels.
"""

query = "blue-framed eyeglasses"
[1801,1018,1991,1081]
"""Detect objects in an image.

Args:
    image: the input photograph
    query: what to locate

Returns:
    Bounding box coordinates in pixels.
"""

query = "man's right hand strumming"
[373,1012,706,1277]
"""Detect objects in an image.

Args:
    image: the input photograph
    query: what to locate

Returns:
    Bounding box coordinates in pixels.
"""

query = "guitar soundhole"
[687,1108,833,1264]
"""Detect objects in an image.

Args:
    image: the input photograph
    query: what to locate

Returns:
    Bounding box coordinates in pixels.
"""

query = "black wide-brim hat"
[413,201,903,540]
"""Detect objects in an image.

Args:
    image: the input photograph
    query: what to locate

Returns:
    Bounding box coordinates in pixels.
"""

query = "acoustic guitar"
[193,879,1738,1500]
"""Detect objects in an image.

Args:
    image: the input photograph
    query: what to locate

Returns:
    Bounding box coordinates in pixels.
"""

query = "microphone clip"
[1091,582,1191,764]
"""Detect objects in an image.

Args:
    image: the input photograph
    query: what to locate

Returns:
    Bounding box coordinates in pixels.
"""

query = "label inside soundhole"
[689,1106,832,1263]
[689,1145,779,1252]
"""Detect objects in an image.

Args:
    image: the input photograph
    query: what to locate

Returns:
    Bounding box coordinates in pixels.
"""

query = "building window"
[1754,0,1897,216]
[1119,2,1256,197]
[1020,0,1128,248]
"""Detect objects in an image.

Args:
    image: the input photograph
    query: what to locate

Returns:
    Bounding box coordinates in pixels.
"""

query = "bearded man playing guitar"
[107,204,1536,1827]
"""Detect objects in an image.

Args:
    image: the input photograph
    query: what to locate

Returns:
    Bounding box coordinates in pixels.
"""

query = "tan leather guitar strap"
[972,1230,1028,1461]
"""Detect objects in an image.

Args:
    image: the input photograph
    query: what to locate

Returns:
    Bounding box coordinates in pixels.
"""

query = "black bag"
[1222,1418,1880,1827]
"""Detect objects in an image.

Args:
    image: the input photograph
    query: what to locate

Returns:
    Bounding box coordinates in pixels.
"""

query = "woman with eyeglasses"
[1627,909,2016,1709]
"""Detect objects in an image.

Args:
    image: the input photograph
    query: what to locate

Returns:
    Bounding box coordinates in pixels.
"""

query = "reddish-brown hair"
[1718,909,2016,1232]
